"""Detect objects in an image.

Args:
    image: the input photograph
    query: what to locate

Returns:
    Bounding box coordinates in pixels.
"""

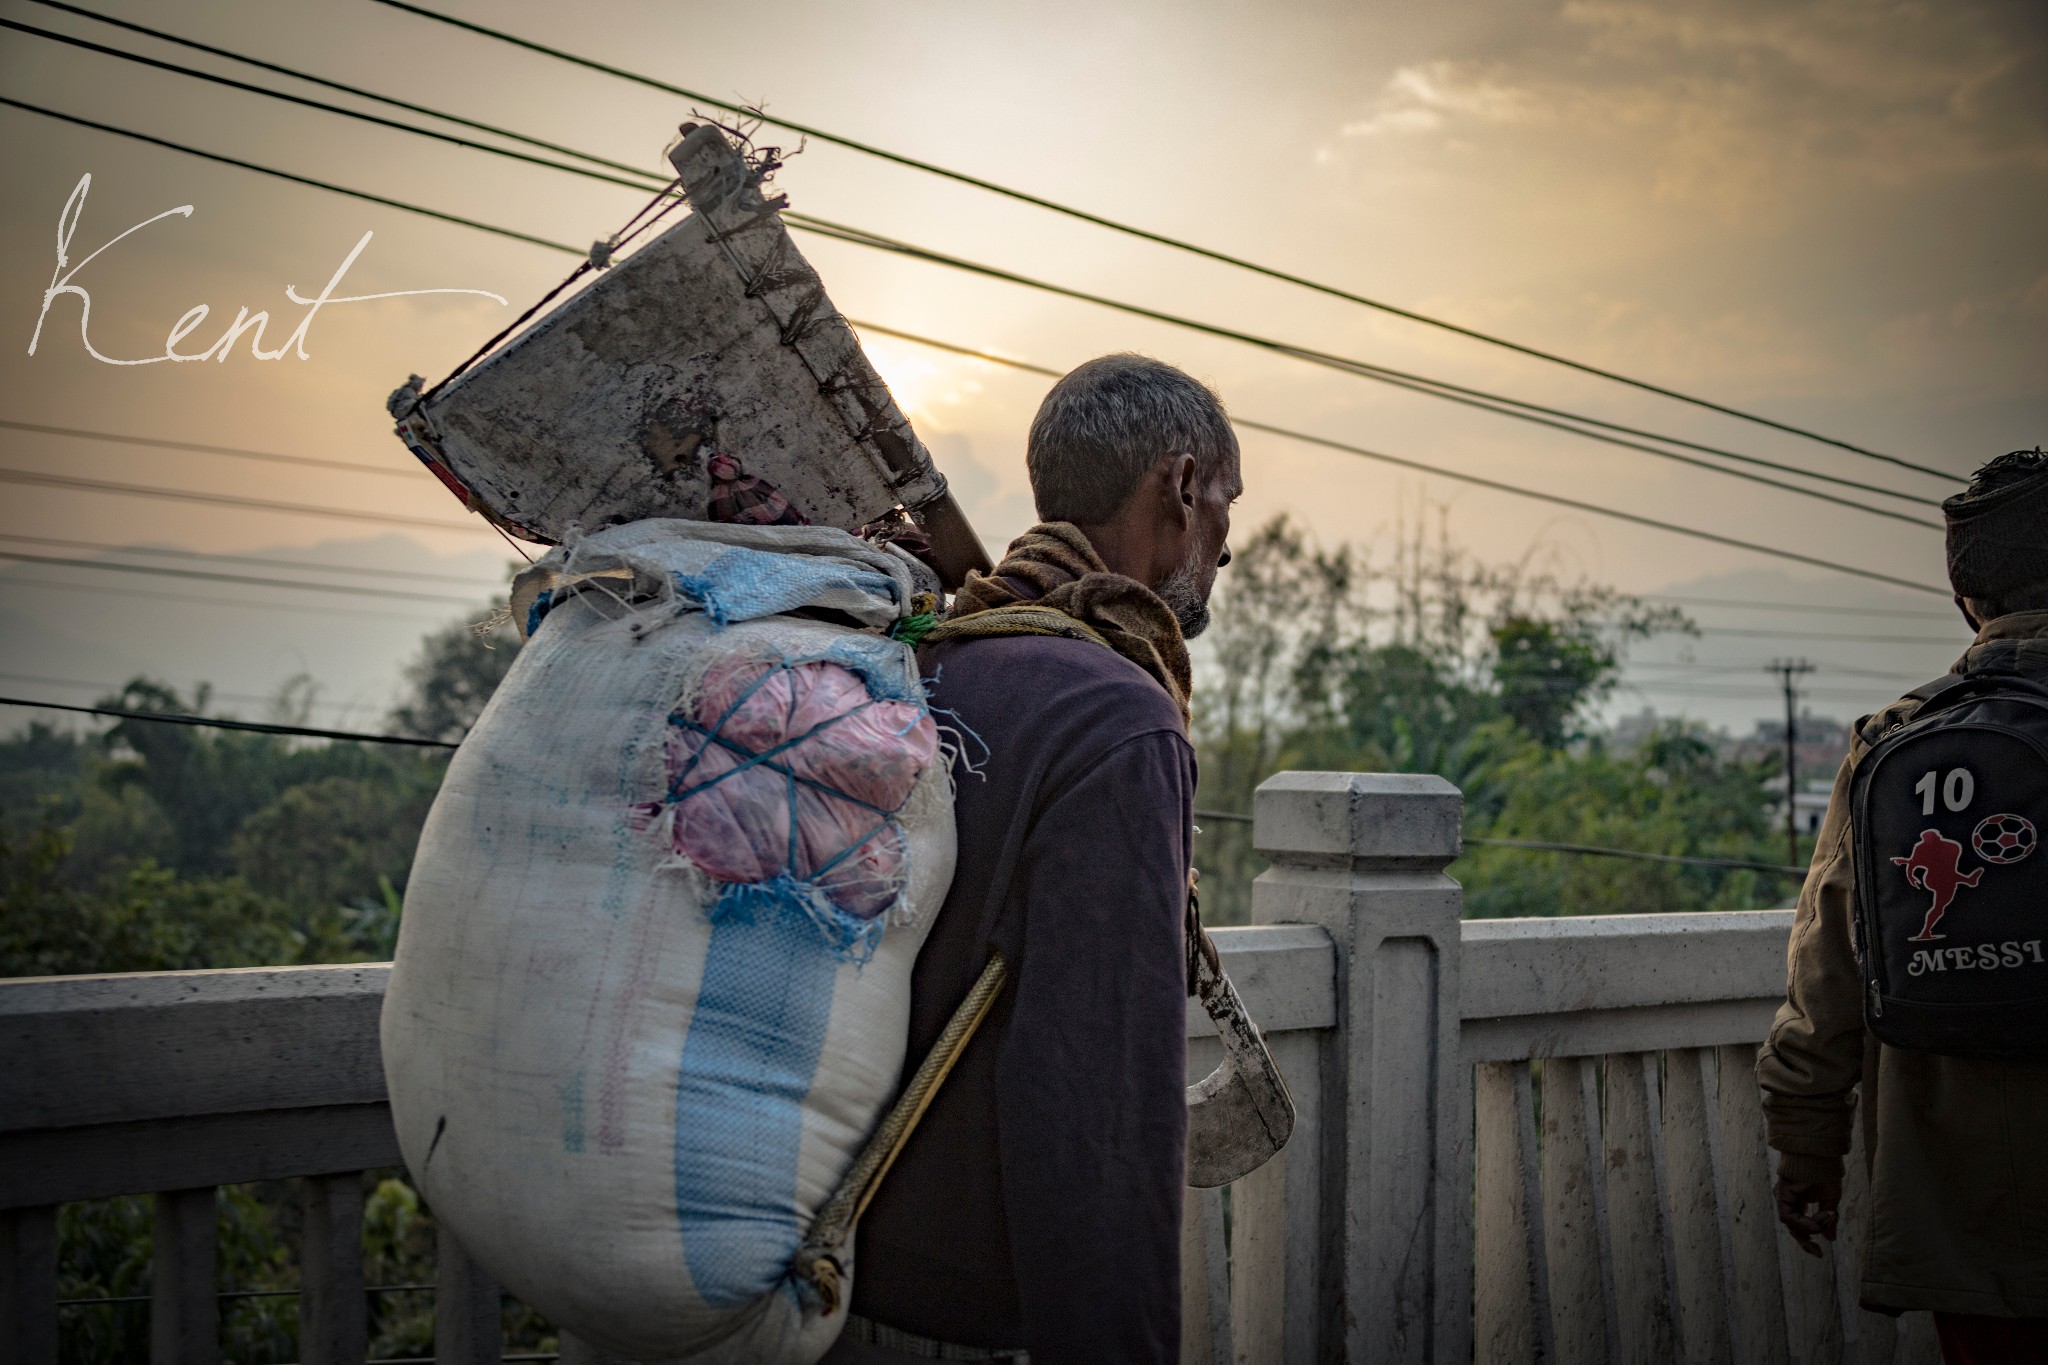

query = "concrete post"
[1252,771,1469,1365]
[0,1206,57,1365]
[151,1188,219,1365]
[434,1226,500,1365]
[299,1174,367,1365]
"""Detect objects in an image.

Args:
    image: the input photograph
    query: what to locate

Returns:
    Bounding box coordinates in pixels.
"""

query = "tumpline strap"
[791,951,1011,1316]
[918,602,1113,650]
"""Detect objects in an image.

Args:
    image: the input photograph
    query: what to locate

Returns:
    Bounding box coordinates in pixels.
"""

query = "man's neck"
[1069,518,1156,587]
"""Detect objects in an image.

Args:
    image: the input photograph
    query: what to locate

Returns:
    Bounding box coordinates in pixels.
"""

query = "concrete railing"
[0,772,1939,1364]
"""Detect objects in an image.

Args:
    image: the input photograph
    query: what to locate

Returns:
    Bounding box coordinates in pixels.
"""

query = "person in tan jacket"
[1758,448,2048,1364]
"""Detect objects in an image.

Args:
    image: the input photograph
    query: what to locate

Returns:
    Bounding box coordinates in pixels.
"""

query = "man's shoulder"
[923,635,1186,741]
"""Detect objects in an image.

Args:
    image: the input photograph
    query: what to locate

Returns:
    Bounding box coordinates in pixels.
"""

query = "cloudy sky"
[1,0,2043,731]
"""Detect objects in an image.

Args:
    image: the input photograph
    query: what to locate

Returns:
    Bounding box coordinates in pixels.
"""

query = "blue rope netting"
[656,655,928,965]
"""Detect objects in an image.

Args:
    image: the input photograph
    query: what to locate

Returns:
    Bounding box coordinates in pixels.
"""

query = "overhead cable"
[1642,593,1961,622]
[0,19,663,194]
[1191,810,1804,875]
[365,0,1951,480]
[26,0,665,180]
[0,418,426,480]
[0,548,484,604]
[0,531,508,588]
[0,695,458,747]
[812,241,1946,525]
[0,96,1944,596]
[0,574,461,621]
[6,29,1941,519]
[0,528,1930,629]
[0,465,488,534]
[0,95,581,254]
[0,692,1810,873]
[0,670,388,716]
[842,323,1950,596]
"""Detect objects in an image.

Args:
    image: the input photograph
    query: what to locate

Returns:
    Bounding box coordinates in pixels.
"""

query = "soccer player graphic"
[1892,830,1984,942]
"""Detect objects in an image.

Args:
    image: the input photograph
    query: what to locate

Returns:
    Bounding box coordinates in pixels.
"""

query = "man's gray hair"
[1027,354,1239,524]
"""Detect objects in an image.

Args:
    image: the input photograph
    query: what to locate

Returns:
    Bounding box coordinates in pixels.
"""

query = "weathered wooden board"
[400,123,986,584]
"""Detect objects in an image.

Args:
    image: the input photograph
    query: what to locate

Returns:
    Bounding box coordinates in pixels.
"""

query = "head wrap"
[1943,448,2048,600]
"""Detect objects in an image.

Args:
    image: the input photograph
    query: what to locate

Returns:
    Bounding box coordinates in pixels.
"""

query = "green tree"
[387,605,521,742]
[0,820,299,977]
[1191,510,1719,923]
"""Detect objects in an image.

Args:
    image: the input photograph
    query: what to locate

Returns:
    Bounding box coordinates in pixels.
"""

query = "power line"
[26,0,664,180]
[9,33,1941,522]
[0,531,508,588]
[1,19,664,195]
[0,573,462,622]
[1,692,1813,875]
[368,0,1953,481]
[0,670,387,716]
[0,695,457,748]
[0,418,426,480]
[1190,809,1804,875]
[0,95,582,255]
[1,97,1945,597]
[0,465,489,534]
[1674,625,1964,646]
[0,548,485,605]
[1619,681,1900,701]
[842,322,1936,517]
[1467,837,1803,876]
[842,324,1951,596]
[0,527,1951,636]
[819,247,1947,526]
[1641,592,1960,621]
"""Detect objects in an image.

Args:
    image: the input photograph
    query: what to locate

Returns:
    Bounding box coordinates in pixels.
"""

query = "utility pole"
[1769,659,1816,873]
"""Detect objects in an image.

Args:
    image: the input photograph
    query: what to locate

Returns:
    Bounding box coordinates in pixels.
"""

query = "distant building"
[1732,709,1852,785]
[1765,774,1837,836]
[1609,706,1853,789]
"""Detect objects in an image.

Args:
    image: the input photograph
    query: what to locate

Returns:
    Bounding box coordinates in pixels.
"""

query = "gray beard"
[1156,564,1211,640]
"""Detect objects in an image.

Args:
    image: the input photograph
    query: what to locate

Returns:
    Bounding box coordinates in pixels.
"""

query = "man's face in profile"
[1157,454,1242,639]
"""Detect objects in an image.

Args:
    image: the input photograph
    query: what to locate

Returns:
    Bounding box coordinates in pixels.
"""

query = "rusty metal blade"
[1185,946,1295,1188]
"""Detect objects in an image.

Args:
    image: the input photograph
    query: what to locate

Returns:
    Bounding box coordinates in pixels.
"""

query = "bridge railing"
[0,772,1938,1363]
[1176,771,1938,1365]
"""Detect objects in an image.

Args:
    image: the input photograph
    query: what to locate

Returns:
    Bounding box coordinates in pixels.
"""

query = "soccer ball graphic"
[1972,813,2037,865]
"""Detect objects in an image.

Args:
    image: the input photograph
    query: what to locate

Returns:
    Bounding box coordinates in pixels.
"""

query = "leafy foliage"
[0,820,299,977]
[1192,511,1795,923]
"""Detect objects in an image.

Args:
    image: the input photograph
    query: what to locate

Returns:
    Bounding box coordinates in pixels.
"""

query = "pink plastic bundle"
[663,656,939,921]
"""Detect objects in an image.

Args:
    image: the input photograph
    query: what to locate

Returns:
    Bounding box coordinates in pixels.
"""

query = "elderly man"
[1759,448,2048,1363]
[825,354,1240,1363]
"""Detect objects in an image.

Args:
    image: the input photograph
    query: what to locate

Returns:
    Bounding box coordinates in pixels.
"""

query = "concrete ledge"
[0,965,390,1132]
[1460,911,1791,1019]
[1253,771,1463,864]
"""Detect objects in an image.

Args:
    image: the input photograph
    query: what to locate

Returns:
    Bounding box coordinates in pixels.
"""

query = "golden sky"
[1,0,2044,726]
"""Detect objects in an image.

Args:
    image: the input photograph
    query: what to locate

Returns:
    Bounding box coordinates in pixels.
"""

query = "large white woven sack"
[381,521,956,1364]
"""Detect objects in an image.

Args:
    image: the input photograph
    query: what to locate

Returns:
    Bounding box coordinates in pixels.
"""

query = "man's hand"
[1774,1174,1842,1258]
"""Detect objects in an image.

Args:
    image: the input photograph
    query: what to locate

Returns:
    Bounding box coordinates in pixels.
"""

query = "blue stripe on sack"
[673,906,838,1308]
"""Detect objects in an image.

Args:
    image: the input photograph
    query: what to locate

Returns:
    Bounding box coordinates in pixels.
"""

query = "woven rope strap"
[791,952,1011,1315]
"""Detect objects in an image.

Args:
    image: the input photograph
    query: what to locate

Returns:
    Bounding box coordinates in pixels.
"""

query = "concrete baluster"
[1252,771,1470,1365]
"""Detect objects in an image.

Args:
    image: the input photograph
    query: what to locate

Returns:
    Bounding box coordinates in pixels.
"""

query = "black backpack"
[1850,668,2048,1060]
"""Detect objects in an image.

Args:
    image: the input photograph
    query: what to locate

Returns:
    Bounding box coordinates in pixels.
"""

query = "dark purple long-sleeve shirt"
[847,633,1193,1362]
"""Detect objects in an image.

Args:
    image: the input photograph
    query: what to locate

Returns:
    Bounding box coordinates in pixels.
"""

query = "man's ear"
[1167,452,1199,521]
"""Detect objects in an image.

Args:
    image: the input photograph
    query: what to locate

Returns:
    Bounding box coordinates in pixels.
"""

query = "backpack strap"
[1858,668,2048,744]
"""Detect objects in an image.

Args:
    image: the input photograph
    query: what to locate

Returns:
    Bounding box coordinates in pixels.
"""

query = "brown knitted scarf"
[927,522,1192,727]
